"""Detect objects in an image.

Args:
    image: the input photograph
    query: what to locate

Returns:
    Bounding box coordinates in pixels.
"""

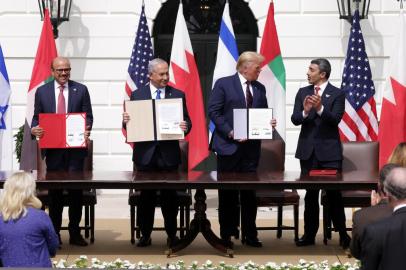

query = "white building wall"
[0,0,401,171]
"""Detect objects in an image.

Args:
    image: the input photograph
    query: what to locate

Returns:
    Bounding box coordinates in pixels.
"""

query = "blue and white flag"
[0,45,12,170]
[210,1,239,137]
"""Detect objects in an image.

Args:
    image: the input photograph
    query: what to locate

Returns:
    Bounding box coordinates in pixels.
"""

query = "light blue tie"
[156,89,161,99]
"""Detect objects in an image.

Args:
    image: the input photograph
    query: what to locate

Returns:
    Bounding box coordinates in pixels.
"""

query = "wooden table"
[0,170,378,257]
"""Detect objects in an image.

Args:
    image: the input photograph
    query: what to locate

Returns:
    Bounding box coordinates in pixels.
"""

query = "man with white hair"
[360,167,406,269]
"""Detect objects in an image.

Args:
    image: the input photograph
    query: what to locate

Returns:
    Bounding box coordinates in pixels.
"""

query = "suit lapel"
[164,86,173,99]
[232,73,247,108]
[140,85,152,99]
[252,82,261,108]
[48,82,56,113]
[67,81,75,113]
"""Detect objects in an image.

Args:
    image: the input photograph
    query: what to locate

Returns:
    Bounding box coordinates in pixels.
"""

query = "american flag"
[123,3,153,143]
[338,9,378,142]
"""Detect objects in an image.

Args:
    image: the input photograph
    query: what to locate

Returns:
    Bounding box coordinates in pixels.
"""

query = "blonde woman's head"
[0,172,42,221]
[388,142,406,167]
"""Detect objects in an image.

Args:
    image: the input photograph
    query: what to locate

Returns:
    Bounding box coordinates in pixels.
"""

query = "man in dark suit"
[360,167,406,269]
[350,163,399,259]
[208,51,276,248]
[31,56,93,246]
[291,58,350,248]
[122,58,191,248]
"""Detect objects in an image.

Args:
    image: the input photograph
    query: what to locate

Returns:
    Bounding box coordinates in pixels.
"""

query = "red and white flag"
[20,9,57,170]
[168,3,209,170]
[378,10,406,167]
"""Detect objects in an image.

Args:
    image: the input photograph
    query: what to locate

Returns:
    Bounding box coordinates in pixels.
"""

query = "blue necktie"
[156,89,161,99]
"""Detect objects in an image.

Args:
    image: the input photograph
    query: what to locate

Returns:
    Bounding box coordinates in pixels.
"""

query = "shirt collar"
[394,203,406,212]
[238,72,249,85]
[315,81,328,92]
[149,83,165,98]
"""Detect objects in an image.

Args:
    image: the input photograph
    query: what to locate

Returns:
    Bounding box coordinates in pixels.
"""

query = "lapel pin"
[73,88,77,92]
[326,94,330,97]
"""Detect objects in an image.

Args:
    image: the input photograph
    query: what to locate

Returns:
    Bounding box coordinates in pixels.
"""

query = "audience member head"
[384,167,406,207]
[388,142,406,167]
[378,163,401,195]
[148,58,169,89]
[236,51,264,81]
[0,172,42,221]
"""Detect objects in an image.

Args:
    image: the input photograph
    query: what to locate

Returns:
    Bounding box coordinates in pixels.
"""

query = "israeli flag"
[0,45,12,170]
[210,1,239,137]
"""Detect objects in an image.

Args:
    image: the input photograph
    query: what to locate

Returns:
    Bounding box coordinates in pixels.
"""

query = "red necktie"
[315,86,321,96]
[57,85,66,114]
[246,81,253,108]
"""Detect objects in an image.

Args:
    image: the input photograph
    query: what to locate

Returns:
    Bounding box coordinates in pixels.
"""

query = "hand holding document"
[233,108,273,140]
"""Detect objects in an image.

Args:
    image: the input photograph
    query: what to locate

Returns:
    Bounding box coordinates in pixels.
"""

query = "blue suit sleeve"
[320,90,345,125]
[208,80,232,137]
[81,86,93,129]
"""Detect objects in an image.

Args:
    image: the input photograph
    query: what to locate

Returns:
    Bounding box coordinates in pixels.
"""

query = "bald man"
[31,56,93,246]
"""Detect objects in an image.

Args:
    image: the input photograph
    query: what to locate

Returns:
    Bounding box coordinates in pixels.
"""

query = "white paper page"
[249,108,273,139]
[157,102,183,134]
[66,114,86,147]
[233,108,248,140]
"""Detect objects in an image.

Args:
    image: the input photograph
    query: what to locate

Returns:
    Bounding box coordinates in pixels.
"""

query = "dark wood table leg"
[166,189,233,257]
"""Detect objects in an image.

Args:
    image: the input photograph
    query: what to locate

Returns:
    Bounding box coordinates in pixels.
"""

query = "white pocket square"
[325,94,330,98]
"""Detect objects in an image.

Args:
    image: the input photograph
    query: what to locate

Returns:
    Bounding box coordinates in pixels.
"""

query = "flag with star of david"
[0,44,12,170]
[338,9,378,142]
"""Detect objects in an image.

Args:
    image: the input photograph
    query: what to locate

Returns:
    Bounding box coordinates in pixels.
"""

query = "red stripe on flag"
[259,2,281,66]
[169,52,209,170]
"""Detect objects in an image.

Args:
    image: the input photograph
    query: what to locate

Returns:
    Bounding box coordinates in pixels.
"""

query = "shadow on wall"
[57,3,90,82]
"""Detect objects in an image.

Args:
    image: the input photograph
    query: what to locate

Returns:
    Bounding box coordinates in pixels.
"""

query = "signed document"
[125,98,184,142]
[249,108,273,139]
[66,114,86,147]
[156,98,184,140]
[39,113,87,148]
[233,108,273,140]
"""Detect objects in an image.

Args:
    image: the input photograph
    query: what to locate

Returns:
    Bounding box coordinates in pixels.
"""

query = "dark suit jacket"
[131,85,191,167]
[291,83,345,161]
[31,80,93,162]
[360,207,406,270]
[208,73,268,157]
[350,201,392,259]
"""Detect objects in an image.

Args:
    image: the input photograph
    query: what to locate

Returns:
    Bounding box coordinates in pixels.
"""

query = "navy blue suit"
[208,73,268,240]
[291,82,347,239]
[360,207,406,270]
[130,84,191,239]
[32,79,93,237]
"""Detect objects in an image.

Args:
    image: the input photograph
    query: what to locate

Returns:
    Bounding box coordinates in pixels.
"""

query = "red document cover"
[309,169,338,176]
[39,113,87,149]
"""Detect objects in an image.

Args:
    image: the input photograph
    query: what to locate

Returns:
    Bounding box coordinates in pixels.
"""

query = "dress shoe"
[340,234,351,249]
[221,237,234,249]
[242,237,263,247]
[295,236,315,247]
[167,236,180,248]
[69,234,88,246]
[137,236,152,247]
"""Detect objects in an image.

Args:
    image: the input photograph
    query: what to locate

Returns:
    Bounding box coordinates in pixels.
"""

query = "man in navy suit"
[208,51,276,248]
[31,56,93,246]
[291,58,350,248]
[122,58,191,248]
[360,167,406,269]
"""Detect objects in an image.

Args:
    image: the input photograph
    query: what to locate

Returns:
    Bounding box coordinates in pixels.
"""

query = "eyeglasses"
[53,68,71,73]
